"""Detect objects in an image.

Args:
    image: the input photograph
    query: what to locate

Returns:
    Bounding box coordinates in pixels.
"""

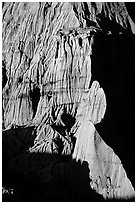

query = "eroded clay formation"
[2,2,135,201]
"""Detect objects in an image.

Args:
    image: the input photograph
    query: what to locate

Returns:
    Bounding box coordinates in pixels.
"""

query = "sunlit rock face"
[2,2,135,201]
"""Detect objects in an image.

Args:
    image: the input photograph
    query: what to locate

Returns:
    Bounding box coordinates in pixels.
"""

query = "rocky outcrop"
[2,2,135,201]
[72,121,134,200]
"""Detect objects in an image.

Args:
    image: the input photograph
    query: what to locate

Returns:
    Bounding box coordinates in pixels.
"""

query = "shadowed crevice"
[30,86,41,118]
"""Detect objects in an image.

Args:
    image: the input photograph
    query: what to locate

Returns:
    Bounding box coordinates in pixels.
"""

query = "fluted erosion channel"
[2,2,135,201]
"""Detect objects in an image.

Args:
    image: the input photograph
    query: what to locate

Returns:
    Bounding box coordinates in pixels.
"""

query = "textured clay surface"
[2,2,135,201]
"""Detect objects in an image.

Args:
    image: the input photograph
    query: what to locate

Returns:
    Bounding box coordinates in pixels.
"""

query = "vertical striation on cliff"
[2,2,135,201]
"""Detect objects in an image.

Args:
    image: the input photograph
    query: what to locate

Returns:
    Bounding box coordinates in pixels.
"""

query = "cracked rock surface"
[2,2,135,201]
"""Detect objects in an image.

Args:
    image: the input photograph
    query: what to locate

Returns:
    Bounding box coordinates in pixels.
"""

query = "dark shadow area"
[2,127,135,202]
[2,151,135,202]
[2,60,7,89]
[30,86,41,117]
[2,149,104,201]
[96,14,132,35]
[125,2,135,23]
[91,32,135,188]
[2,126,36,171]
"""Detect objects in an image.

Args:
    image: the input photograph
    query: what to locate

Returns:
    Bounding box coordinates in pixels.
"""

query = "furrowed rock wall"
[2,2,135,201]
